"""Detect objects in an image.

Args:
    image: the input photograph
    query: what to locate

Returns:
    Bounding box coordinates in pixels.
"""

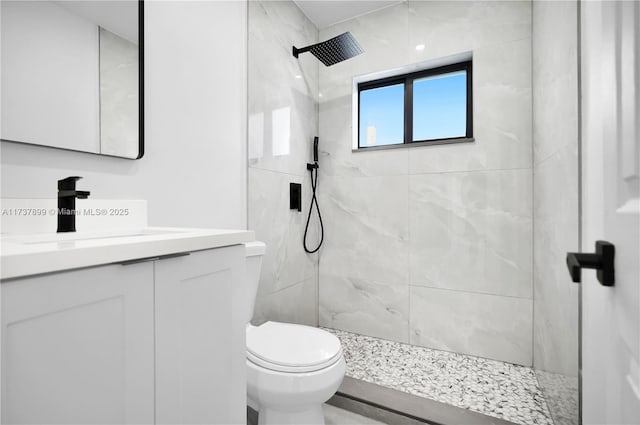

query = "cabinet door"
[1,262,154,425]
[155,246,246,425]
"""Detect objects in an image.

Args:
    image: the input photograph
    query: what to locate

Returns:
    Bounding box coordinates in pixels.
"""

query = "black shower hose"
[303,163,324,253]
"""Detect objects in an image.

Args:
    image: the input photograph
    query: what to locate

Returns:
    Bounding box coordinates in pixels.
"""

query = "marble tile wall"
[317,1,534,365]
[532,1,579,424]
[247,0,319,326]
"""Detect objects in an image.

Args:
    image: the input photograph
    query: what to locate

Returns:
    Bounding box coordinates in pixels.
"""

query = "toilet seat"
[247,322,343,373]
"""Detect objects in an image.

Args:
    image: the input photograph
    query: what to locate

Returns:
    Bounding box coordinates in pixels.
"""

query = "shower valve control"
[290,183,302,212]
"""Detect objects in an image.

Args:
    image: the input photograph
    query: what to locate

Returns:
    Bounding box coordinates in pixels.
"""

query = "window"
[357,60,472,149]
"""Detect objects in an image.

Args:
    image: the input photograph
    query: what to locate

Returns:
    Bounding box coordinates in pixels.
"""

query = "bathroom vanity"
[0,210,253,424]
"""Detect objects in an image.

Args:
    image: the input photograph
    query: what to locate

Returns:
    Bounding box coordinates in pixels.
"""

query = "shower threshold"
[324,328,553,425]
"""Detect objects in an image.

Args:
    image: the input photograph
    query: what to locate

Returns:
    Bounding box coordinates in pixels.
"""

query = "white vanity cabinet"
[1,244,247,425]
[155,245,246,425]
[1,261,155,424]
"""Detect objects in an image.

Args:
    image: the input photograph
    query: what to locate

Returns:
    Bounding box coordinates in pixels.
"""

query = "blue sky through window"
[359,83,404,147]
[413,71,467,140]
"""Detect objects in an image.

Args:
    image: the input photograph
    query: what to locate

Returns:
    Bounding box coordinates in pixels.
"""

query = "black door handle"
[566,240,615,286]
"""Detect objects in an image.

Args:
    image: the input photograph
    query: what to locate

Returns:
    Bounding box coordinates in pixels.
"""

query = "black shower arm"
[292,43,319,58]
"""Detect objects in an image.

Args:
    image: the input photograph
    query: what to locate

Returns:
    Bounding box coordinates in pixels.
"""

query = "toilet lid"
[247,322,343,373]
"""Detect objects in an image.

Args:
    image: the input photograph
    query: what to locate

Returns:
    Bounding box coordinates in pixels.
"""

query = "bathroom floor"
[249,405,387,425]
[323,404,387,425]
[325,328,554,425]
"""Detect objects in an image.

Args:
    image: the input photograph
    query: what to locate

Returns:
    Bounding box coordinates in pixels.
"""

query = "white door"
[154,246,246,425]
[1,262,155,424]
[581,1,640,423]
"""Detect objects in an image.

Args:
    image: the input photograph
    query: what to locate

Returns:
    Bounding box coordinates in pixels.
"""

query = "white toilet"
[244,241,346,425]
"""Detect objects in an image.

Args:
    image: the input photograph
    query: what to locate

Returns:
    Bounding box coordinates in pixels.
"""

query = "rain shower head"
[293,32,364,67]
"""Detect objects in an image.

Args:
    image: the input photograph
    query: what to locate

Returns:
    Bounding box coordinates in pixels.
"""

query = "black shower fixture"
[293,32,364,67]
[304,137,324,253]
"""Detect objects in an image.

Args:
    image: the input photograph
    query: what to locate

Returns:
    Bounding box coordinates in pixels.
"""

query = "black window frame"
[357,60,473,150]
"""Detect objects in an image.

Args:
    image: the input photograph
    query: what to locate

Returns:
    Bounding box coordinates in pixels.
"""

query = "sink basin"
[0,199,256,280]
[5,228,187,245]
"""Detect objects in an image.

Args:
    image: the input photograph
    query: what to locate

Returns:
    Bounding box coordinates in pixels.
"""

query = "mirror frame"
[137,0,144,159]
[1,0,145,160]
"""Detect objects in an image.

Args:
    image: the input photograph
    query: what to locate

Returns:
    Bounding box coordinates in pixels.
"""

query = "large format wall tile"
[319,175,409,285]
[408,1,476,61]
[410,286,533,365]
[532,3,579,423]
[532,0,578,166]
[319,3,410,101]
[248,158,316,296]
[532,0,579,378]
[317,3,411,179]
[318,174,409,342]
[409,169,532,299]
[474,38,532,171]
[317,0,534,364]
[409,1,531,64]
[247,0,320,326]
[318,95,409,178]
[408,38,532,174]
[533,143,579,375]
[465,0,531,47]
[319,275,409,343]
[248,0,318,177]
[253,278,317,327]
[409,172,485,291]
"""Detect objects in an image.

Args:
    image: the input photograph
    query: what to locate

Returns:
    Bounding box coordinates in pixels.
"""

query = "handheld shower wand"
[304,137,324,253]
[313,136,319,162]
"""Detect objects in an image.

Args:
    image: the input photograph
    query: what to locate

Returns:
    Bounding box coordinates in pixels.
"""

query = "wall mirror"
[1,0,144,159]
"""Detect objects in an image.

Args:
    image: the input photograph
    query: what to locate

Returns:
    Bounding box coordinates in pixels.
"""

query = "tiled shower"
[248,1,579,424]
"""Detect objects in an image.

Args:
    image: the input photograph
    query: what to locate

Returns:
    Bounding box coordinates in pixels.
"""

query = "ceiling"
[293,0,404,29]
[54,0,139,44]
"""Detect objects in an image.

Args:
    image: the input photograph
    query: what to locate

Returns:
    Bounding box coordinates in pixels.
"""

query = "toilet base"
[246,327,346,425]
[257,405,325,425]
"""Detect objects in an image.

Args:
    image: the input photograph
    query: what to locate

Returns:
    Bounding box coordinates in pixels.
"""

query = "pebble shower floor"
[325,328,554,425]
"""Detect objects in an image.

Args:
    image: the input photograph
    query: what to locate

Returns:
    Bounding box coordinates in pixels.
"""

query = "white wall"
[1,0,247,230]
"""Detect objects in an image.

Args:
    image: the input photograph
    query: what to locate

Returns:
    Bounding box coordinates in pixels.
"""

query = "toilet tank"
[244,241,266,324]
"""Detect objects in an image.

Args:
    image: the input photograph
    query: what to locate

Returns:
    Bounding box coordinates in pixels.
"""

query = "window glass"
[359,83,404,147]
[412,71,467,141]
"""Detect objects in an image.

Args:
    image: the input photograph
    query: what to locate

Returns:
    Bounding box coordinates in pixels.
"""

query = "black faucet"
[57,176,90,233]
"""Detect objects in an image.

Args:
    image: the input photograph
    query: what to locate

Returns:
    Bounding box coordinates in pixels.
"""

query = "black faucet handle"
[58,176,83,190]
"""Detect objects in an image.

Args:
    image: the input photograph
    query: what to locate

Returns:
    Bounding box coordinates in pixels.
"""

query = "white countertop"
[0,227,255,280]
